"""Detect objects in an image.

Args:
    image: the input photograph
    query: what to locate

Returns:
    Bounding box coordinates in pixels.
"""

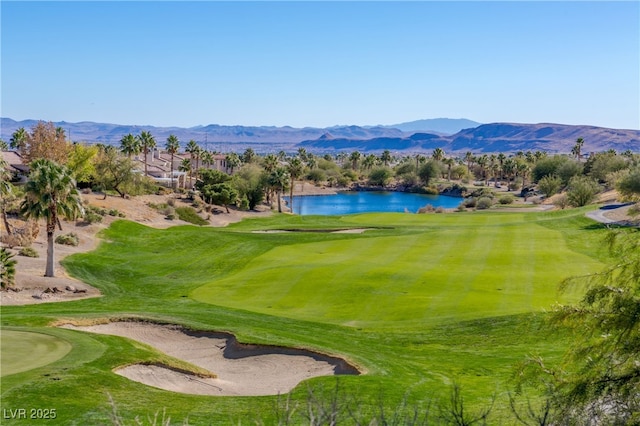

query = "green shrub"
[83,211,103,224]
[19,247,38,258]
[498,194,515,205]
[55,233,79,246]
[567,176,600,207]
[175,207,208,226]
[463,197,477,208]
[476,196,493,210]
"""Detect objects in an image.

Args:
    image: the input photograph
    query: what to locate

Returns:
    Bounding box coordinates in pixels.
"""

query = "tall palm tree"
[119,133,140,159]
[443,158,455,181]
[178,158,191,189]
[1,158,13,235]
[9,127,28,151]
[20,159,84,277]
[477,154,489,185]
[201,150,214,170]
[225,152,241,175]
[269,167,290,213]
[137,131,156,176]
[165,134,180,189]
[464,151,475,172]
[286,157,304,213]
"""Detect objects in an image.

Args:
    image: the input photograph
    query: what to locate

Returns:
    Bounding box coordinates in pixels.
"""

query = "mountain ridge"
[2,118,638,154]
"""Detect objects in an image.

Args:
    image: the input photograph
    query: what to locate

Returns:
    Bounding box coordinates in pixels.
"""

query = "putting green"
[0,330,72,377]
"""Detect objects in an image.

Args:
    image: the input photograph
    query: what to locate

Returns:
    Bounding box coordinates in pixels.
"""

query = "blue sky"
[2,1,638,129]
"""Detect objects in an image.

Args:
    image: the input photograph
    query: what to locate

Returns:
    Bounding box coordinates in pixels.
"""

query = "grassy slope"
[0,208,611,424]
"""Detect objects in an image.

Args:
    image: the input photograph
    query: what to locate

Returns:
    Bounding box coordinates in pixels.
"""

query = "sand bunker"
[61,321,359,396]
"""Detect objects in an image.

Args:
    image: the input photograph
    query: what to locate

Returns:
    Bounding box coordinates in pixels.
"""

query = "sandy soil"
[1,192,275,305]
[61,321,359,396]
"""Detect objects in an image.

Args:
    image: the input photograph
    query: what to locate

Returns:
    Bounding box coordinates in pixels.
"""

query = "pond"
[284,191,463,215]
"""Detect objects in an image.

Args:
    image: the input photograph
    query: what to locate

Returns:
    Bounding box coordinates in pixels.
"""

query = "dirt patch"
[61,321,359,396]
[1,192,273,306]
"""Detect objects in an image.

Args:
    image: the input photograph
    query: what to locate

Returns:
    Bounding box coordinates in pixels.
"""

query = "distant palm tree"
[178,159,191,189]
[363,154,377,170]
[477,154,489,185]
[225,152,241,175]
[443,158,455,181]
[165,134,180,189]
[9,127,28,151]
[269,167,290,213]
[432,147,445,162]
[380,150,392,167]
[119,133,140,159]
[464,151,475,172]
[137,131,156,176]
[349,151,361,170]
[201,150,214,170]
[185,140,200,185]
[263,154,278,173]
[286,157,304,213]
[20,159,84,277]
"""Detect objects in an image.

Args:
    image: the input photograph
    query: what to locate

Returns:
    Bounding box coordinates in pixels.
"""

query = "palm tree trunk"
[289,179,295,214]
[2,209,11,235]
[277,189,283,213]
[45,228,55,277]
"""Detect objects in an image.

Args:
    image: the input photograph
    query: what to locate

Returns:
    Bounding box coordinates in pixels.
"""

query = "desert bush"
[476,196,493,210]
[498,194,515,205]
[553,194,569,209]
[417,204,435,214]
[81,187,92,194]
[567,176,600,207]
[435,206,445,213]
[422,186,439,195]
[537,175,562,198]
[463,197,477,208]
[167,198,176,207]
[83,211,103,224]
[456,203,467,212]
[19,247,38,258]
[175,207,208,226]
[55,233,79,246]
[166,214,175,221]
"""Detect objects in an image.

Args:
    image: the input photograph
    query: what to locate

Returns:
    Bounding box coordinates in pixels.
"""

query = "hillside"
[299,122,640,154]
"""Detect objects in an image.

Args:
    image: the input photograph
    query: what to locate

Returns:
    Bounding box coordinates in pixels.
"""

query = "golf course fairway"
[0,207,617,424]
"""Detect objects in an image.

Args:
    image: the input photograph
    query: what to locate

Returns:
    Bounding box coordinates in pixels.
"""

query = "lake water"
[284,191,463,215]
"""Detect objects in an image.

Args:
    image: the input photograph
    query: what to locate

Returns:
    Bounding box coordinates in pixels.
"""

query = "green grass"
[0,207,614,424]
[0,330,72,377]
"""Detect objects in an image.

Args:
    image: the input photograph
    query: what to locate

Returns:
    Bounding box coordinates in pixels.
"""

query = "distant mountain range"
[300,123,640,154]
[2,118,638,154]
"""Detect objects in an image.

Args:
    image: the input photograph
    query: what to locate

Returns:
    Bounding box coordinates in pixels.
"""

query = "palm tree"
[380,150,392,167]
[225,152,241,174]
[1,158,13,235]
[286,157,304,213]
[178,158,191,189]
[136,131,156,176]
[502,158,517,190]
[20,159,84,277]
[269,167,290,213]
[432,147,445,162]
[0,247,17,289]
[476,154,489,185]
[165,134,180,189]
[464,151,475,172]
[9,127,28,151]
[363,154,377,170]
[443,158,455,181]
[263,154,278,173]
[201,150,214,170]
[185,140,200,185]
[349,151,362,170]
